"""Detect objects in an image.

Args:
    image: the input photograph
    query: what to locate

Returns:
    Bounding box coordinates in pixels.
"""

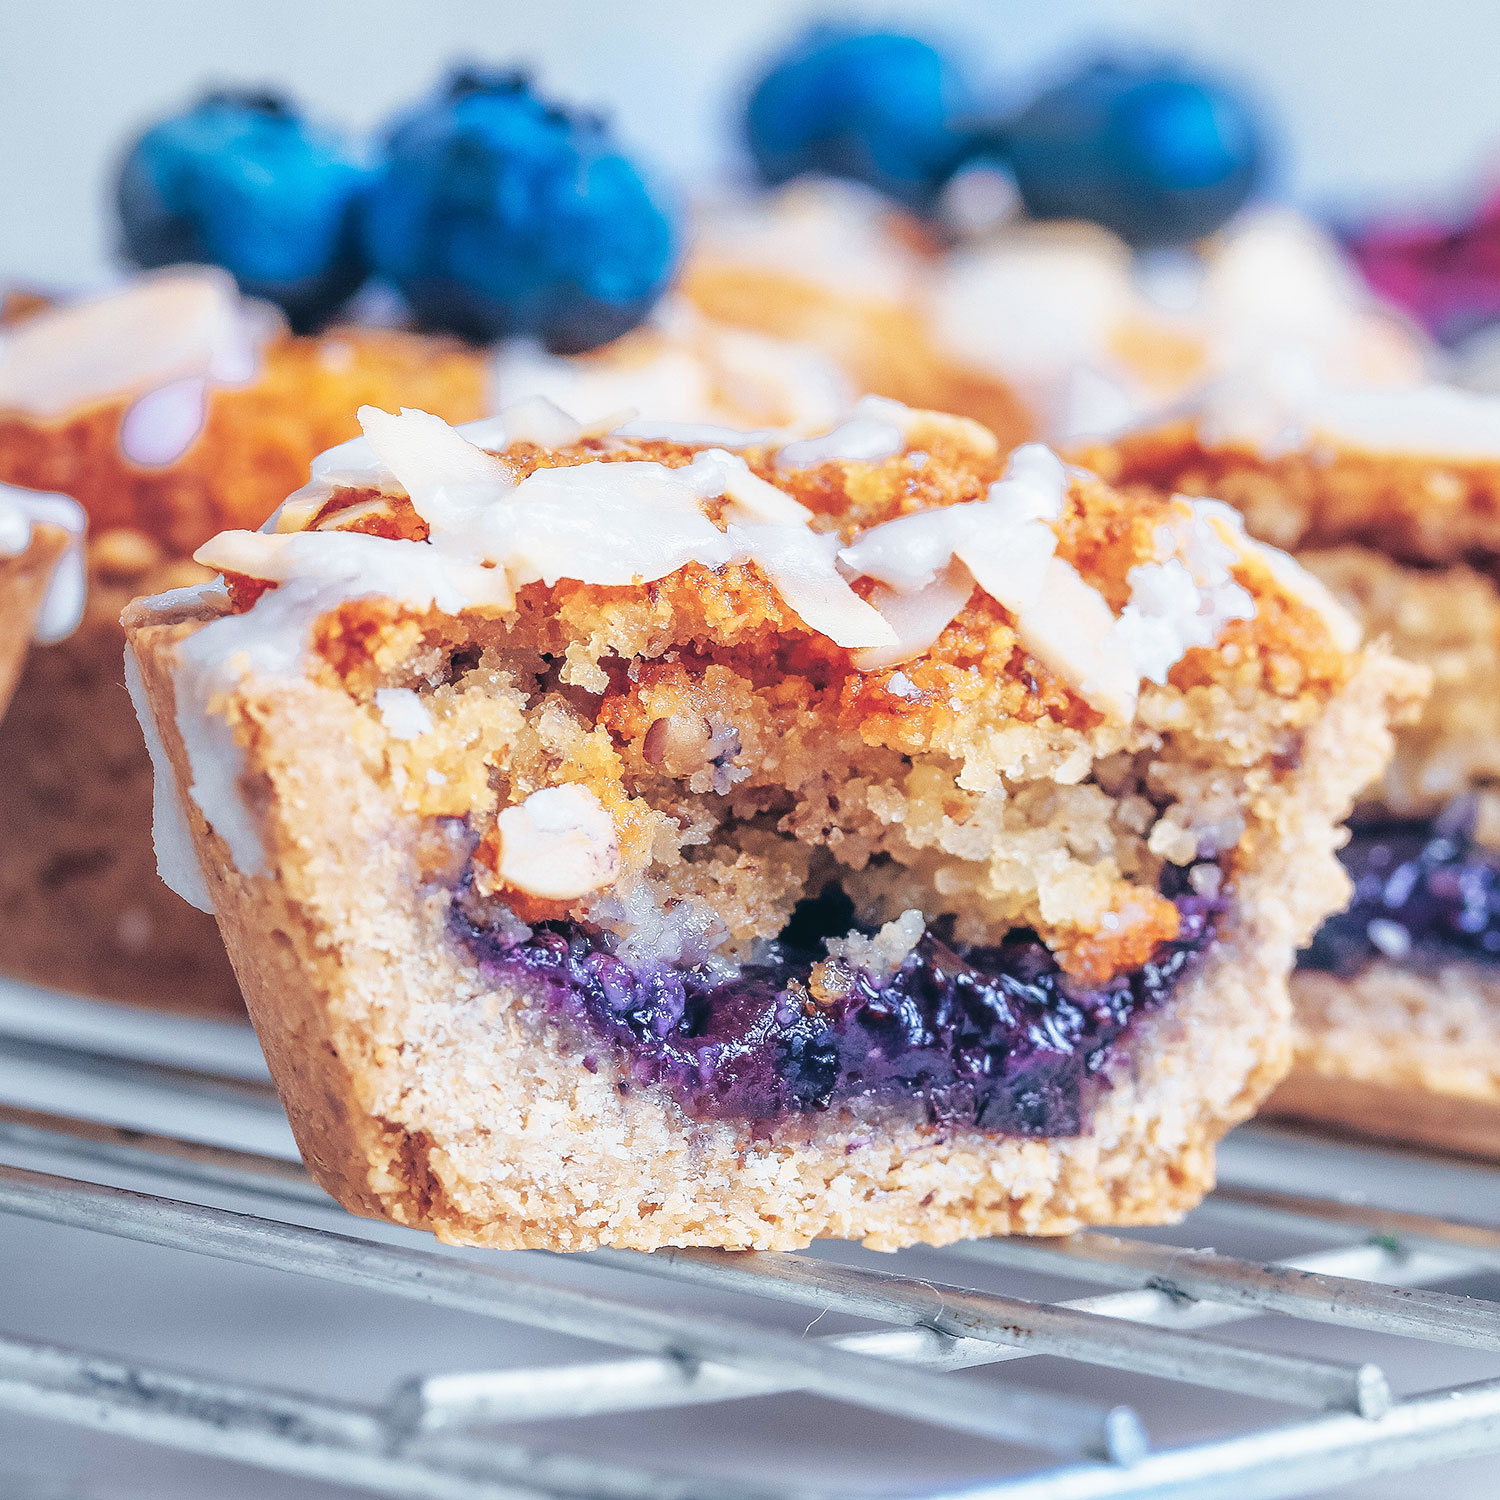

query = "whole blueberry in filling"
[453,877,1222,1137]
[1302,799,1500,976]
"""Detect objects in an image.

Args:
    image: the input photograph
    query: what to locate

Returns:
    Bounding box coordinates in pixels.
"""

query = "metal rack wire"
[4,985,1500,1498]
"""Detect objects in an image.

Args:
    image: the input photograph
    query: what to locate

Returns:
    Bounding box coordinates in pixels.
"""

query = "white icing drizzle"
[145,407,1327,877]
[1018,558,1140,721]
[1200,360,1500,462]
[854,563,976,672]
[927,225,1159,439]
[925,209,1428,444]
[124,642,215,913]
[119,375,212,467]
[1111,511,1255,688]
[1197,209,1427,389]
[1192,497,1362,650]
[840,442,1068,663]
[0,482,87,641]
[615,419,778,448]
[691,178,924,305]
[171,577,323,877]
[489,298,853,436]
[776,395,909,469]
[0,269,274,440]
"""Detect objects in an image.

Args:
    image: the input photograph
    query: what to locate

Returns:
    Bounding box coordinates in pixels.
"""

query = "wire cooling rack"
[3,984,1500,1498]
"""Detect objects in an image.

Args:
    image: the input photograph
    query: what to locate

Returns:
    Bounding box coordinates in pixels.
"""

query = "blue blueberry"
[364,69,678,353]
[746,28,971,213]
[1004,59,1264,248]
[116,90,372,331]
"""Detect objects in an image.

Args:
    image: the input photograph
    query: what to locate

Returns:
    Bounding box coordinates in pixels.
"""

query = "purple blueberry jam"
[1302,800,1500,976]
[452,879,1222,1136]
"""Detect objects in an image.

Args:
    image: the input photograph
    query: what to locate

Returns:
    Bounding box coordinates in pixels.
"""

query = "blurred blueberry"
[746,28,971,213]
[364,68,677,353]
[1005,59,1264,248]
[116,90,371,331]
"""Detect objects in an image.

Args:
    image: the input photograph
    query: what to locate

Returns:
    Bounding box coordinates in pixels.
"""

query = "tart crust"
[125,613,1412,1248]
[0,522,67,719]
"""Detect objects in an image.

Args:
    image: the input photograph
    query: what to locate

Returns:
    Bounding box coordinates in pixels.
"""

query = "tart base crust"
[126,600,1412,1250]
[0,523,66,721]
[1268,962,1500,1158]
[0,611,242,1014]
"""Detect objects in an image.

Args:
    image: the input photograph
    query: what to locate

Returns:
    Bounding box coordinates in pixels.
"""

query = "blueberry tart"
[1079,378,1500,1153]
[124,396,1415,1247]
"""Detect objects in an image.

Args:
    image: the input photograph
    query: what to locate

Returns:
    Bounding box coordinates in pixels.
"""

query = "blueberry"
[1004,59,1264,248]
[364,68,678,353]
[745,28,971,213]
[116,90,371,331]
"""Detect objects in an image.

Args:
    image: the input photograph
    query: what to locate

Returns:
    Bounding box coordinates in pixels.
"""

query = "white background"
[3,0,1500,286]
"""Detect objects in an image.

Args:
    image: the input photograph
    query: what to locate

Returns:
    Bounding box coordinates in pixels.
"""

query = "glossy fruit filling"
[1302,801,1500,976]
[453,876,1222,1136]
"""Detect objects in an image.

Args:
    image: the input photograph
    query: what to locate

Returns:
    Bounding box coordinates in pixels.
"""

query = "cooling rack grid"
[2,982,1500,1499]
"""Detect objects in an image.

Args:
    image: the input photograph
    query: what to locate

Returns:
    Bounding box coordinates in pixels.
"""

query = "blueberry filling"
[1302,800,1500,976]
[452,876,1222,1136]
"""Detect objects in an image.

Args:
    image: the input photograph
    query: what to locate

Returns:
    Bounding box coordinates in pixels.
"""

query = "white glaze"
[1198,358,1500,462]
[1192,497,1362,650]
[119,376,210,467]
[489,299,853,436]
[150,408,1309,874]
[1198,209,1427,388]
[1019,557,1140,721]
[691,178,923,305]
[840,442,1068,664]
[775,395,908,468]
[927,225,1156,437]
[926,208,1428,444]
[124,642,215,913]
[0,269,274,434]
[615,419,777,448]
[853,563,976,672]
[1112,511,1255,687]
[0,482,87,641]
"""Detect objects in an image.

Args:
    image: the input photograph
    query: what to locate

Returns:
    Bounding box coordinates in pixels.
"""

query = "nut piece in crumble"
[125,394,1419,1249]
[1080,380,1500,1155]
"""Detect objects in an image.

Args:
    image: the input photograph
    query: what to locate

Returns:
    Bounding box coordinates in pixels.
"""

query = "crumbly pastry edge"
[125,593,1418,1251]
[1270,963,1500,1157]
[0,523,68,718]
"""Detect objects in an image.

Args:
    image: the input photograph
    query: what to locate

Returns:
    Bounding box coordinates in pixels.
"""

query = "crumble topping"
[133,397,1358,978]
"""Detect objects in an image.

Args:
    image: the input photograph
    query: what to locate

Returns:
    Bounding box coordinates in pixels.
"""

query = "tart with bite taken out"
[124,393,1418,1249]
[1080,376,1500,1155]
